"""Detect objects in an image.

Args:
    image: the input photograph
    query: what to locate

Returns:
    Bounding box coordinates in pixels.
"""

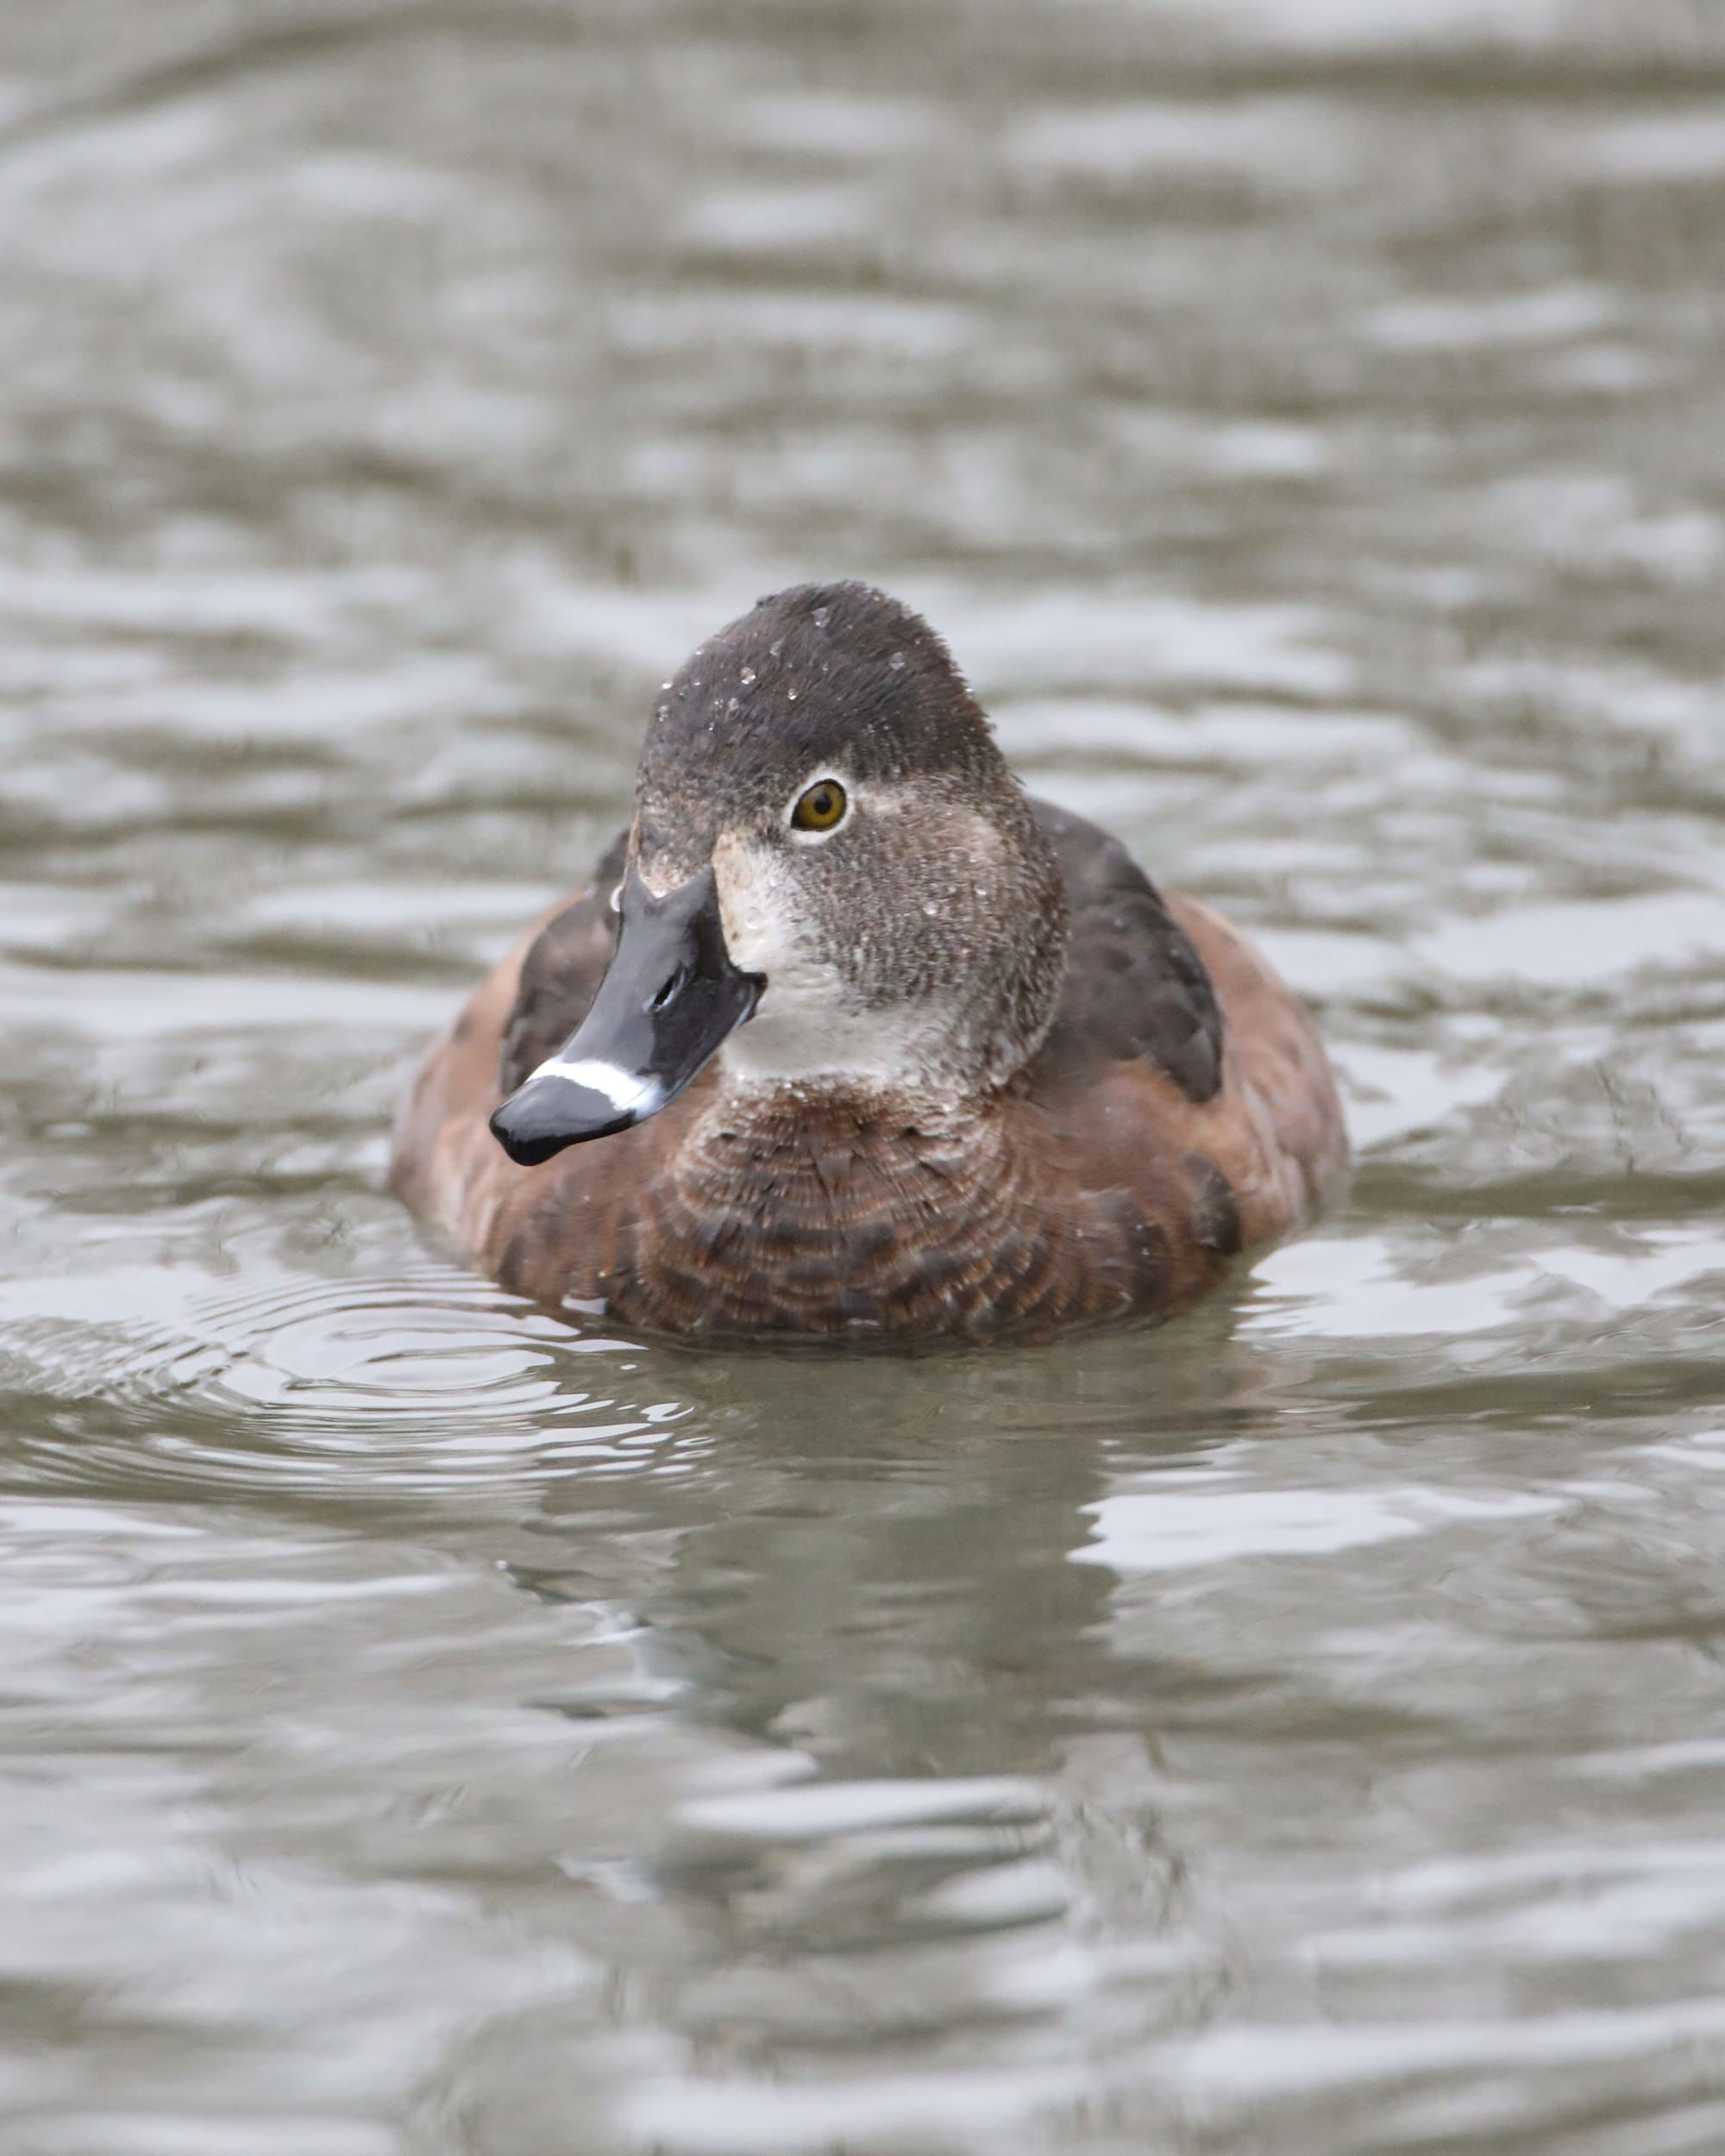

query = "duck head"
[490,581,1069,1168]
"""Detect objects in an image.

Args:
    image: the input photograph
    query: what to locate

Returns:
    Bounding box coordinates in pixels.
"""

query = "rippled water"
[6,1,1725,2148]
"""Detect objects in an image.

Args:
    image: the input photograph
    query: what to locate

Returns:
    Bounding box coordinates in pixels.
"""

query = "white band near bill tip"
[529,1056,665,1118]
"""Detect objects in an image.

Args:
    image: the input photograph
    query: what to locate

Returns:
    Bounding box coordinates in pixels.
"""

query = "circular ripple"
[3,1251,704,1509]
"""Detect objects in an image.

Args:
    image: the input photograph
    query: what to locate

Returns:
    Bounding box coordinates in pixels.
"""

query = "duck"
[390,580,1346,1344]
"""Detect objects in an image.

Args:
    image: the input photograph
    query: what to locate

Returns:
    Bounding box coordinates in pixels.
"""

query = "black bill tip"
[488,1069,645,1168]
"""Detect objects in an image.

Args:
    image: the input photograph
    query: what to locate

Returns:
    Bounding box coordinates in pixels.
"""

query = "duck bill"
[489,864,762,1169]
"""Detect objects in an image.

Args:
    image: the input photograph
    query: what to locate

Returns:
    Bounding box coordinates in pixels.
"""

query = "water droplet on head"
[739,666,756,686]
[812,606,831,629]
[888,651,906,670]
[787,686,798,701]
[769,638,785,660]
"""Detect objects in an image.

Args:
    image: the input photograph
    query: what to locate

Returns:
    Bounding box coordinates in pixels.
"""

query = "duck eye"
[790,778,848,833]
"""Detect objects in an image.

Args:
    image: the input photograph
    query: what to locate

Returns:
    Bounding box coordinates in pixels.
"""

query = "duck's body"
[392,585,1344,1344]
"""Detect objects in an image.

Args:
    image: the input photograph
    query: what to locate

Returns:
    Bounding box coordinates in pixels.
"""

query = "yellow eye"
[791,778,848,833]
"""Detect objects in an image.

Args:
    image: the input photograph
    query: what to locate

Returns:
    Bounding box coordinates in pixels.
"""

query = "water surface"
[4,2,1725,2149]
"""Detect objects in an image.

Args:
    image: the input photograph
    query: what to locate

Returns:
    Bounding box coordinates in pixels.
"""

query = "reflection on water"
[4,0,1725,2149]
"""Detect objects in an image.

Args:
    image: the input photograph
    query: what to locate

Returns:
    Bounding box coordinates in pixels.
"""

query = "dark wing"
[498,829,629,1094]
[1030,798,1225,1104]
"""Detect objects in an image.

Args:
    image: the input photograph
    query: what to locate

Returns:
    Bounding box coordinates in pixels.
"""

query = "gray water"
[5,2,1725,2149]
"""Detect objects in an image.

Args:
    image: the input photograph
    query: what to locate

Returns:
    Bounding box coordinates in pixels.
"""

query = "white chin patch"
[530,1056,665,1119]
[720,985,937,1088]
[712,828,954,1090]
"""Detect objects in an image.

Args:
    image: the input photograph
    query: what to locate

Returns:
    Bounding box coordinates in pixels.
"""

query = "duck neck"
[710,1067,991,1139]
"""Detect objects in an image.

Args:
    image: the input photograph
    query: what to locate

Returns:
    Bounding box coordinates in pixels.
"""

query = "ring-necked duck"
[391,581,1345,1342]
